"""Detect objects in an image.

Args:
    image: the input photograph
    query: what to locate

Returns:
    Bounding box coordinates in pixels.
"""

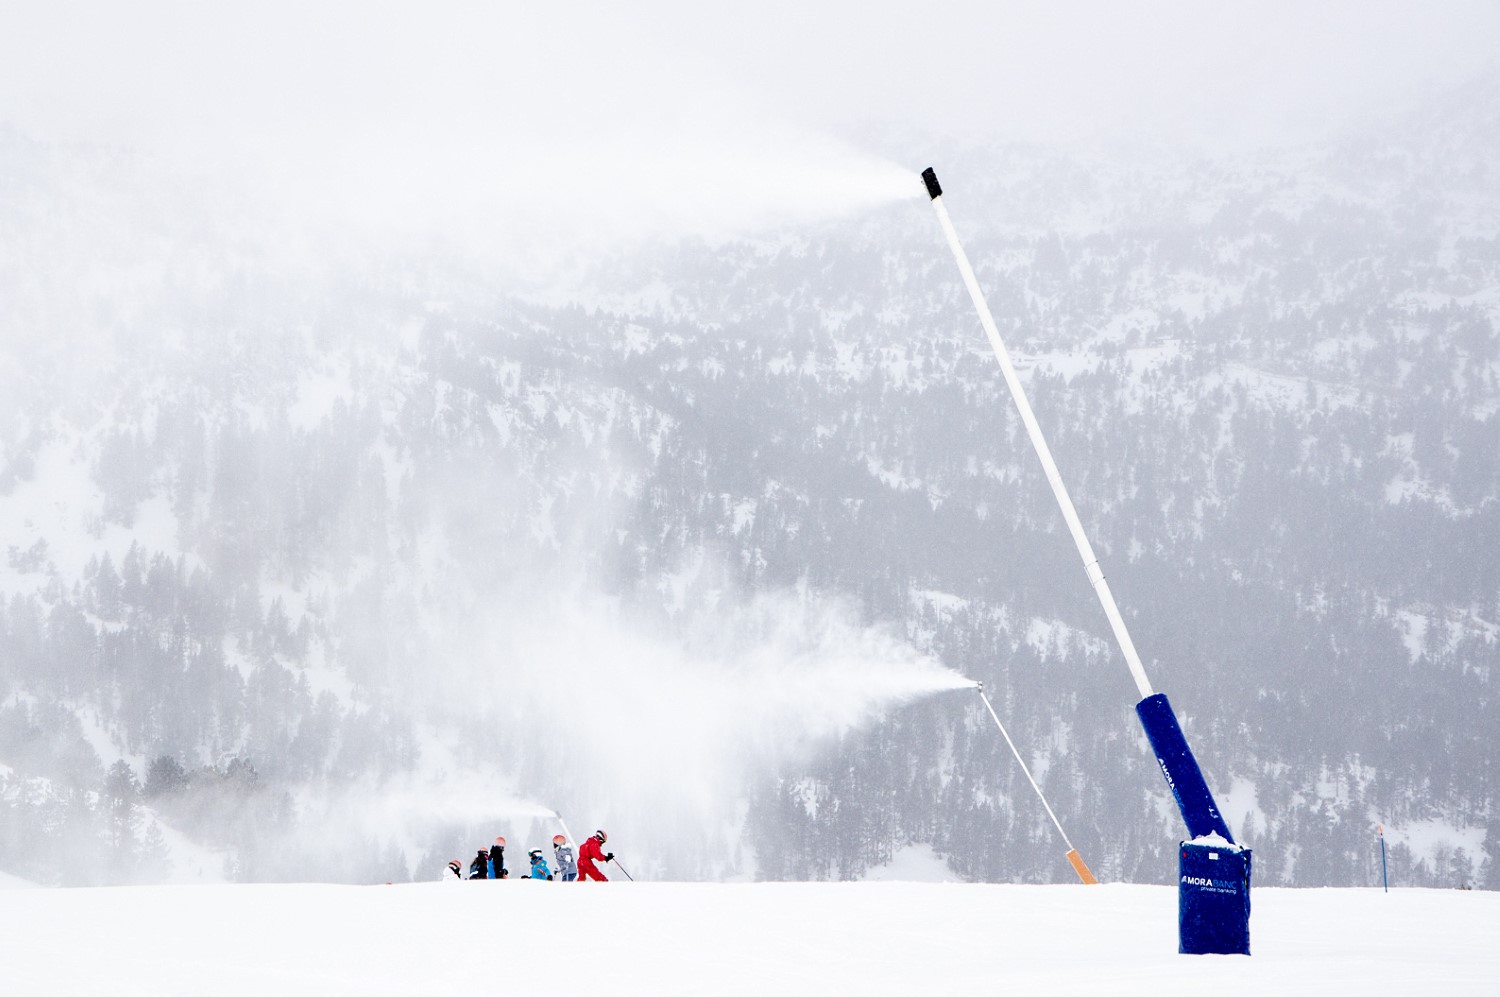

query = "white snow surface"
[1,881,1495,995]
[860,843,960,882]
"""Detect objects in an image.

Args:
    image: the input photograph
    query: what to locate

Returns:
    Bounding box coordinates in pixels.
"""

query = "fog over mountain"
[1,6,1496,889]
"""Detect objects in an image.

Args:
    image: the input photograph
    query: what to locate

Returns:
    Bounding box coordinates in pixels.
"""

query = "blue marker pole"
[1379,824,1388,892]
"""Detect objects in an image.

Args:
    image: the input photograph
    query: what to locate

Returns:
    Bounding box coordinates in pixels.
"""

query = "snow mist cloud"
[8,2,1496,283]
[0,3,920,271]
[416,577,974,877]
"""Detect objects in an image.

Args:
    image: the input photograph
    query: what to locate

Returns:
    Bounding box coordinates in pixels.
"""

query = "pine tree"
[102,760,141,883]
[139,821,174,883]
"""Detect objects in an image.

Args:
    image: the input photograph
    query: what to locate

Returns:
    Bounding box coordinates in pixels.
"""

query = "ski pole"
[609,856,636,882]
[975,682,1097,884]
[1379,824,1388,893]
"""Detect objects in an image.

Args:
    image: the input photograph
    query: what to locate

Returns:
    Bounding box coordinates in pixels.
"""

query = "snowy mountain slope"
[1,78,1497,889]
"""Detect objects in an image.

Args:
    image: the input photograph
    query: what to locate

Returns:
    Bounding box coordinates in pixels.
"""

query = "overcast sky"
[6,2,1497,145]
[3,1,1497,246]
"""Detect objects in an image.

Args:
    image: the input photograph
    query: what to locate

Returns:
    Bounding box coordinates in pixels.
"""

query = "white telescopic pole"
[976,684,1097,884]
[977,687,1072,848]
[924,171,1154,701]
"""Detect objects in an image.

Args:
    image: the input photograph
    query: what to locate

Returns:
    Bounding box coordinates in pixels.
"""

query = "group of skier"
[445,830,616,883]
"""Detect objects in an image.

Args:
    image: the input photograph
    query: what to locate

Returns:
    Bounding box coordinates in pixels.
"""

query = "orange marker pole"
[1067,849,1098,885]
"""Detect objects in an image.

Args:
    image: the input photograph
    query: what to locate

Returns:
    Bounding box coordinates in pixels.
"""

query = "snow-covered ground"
[1,879,1494,995]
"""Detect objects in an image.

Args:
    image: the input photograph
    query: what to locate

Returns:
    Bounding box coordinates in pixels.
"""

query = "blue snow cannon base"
[1179,840,1252,956]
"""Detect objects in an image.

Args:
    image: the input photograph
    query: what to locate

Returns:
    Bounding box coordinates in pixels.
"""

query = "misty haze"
[1,6,1497,987]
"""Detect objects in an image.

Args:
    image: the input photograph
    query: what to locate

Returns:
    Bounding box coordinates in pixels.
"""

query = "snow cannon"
[921,166,1248,953]
[1136,694,1248,954]
[1135,693,1233,843]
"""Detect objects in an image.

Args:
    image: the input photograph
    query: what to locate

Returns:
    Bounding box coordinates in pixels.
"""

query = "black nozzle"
[921,167,942,200]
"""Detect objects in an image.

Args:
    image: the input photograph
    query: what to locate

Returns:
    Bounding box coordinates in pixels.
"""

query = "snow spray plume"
[316,773,557,833]
[435,573,972,879]
[0,4,921,285]
[278,773,562,878]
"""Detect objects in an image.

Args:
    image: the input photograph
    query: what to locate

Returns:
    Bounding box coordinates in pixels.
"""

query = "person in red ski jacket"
[577,829,613,882]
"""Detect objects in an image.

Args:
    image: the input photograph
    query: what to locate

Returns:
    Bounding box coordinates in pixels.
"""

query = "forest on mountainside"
[1,82,1496,888]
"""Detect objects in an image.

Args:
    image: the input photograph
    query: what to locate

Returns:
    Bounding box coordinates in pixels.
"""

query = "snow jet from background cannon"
[920,167,1248,953]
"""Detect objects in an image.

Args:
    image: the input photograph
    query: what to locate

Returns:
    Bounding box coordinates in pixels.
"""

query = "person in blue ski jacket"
[552,835,577,882]
[528,849,553,880]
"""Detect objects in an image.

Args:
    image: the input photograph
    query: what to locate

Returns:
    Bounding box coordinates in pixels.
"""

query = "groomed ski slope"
[3,880,1496,995]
